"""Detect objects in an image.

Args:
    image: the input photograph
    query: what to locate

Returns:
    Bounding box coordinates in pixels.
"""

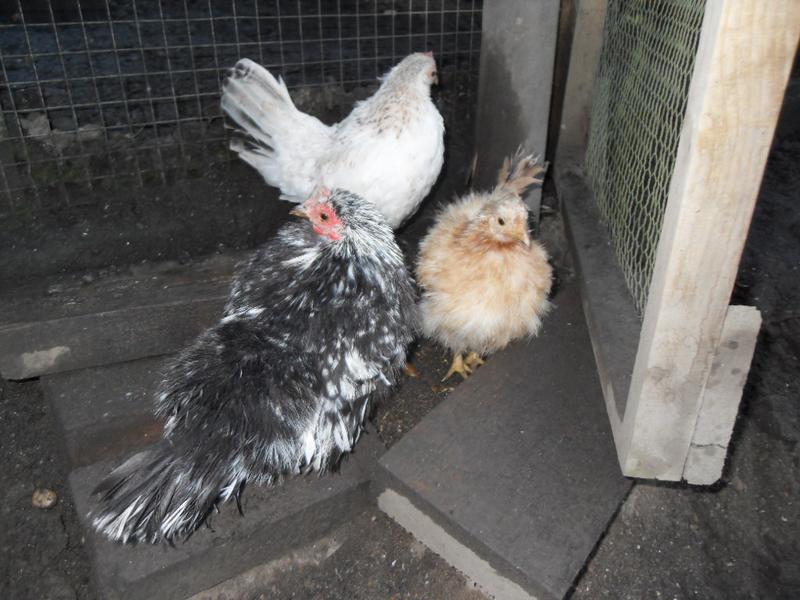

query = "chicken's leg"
[464,352,484,370]
[403,363,421,378]
[443,353,471,381]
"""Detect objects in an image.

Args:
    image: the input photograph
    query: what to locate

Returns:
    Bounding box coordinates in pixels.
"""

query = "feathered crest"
[495,148,547,198]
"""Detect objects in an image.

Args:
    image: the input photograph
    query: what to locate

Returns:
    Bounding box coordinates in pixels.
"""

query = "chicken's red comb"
[423,51,434,58]
[303,187,332,208]
[310,186,332,201]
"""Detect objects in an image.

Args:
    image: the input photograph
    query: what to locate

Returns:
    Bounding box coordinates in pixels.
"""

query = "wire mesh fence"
[0,0,482,217]
[585,0,706,314]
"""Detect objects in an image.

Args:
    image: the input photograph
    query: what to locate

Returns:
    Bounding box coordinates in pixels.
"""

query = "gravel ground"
[208,508,488,600]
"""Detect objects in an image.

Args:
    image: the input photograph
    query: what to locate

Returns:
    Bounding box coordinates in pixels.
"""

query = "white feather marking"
[345,349,373,380]
[283,247,319,270]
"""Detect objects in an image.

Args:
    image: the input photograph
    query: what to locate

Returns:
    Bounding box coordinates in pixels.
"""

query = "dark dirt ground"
[0,378,93,600]
[2,64,799,600]
[194,507,488,600]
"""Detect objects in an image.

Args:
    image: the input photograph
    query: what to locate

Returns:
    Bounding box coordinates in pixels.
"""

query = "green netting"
[585,0,706,314]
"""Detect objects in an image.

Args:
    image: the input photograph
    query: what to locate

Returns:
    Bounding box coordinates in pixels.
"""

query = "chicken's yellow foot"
[403,363,421,378]
[464,352,485,370]
[443,353,471,381]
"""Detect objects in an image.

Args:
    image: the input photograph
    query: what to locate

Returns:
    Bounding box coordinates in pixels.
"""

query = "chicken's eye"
[320,212,329,221]
[497,218,505,226]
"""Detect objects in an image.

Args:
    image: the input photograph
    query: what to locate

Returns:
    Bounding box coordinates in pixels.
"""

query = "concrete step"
[376,280,632,600]
[41,357,165,468]
[70,433,381,600]
[0,252,244,379]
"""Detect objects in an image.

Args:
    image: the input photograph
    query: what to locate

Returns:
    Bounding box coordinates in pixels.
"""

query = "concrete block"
[70,432,382,600]
[683,305,761,485]
[41,357,165,468]
[378,489,534,600]
[378,280,631,600]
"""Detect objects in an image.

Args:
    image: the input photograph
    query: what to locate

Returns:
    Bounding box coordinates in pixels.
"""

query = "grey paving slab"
[0,252,244,379]
[70,432,382,600]
[378,280,632,600]
[41,357,165,467]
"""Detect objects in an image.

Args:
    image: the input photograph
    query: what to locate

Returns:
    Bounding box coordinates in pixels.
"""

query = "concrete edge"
[372,467,556,600]
[152,482,373,600]
[378,488,537,600]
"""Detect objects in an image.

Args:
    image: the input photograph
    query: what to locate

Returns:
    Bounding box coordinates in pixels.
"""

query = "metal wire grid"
[0,0,482,217]
[585,0,705,314]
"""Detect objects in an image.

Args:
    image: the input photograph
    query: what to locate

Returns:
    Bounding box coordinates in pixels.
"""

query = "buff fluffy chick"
[416,152,553,380]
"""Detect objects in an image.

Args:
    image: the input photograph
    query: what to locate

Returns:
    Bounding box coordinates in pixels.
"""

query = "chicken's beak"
[512,223,531,247]
[290,206,309,219]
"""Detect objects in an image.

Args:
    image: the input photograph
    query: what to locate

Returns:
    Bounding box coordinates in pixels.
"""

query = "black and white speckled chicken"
[91,188,417,544]
[221,53,444,228]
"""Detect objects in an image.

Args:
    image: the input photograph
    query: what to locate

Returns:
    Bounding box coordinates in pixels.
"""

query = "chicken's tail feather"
[495,147,547,198]
[221,59,294,144]
[91,439,247,544]
[221,58,332,201]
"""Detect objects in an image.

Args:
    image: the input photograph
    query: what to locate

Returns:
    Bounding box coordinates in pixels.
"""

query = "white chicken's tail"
[495,148,547,198]
[221,59,332,202]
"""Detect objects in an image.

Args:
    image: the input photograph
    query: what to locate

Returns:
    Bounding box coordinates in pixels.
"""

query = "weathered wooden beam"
[0,253,243,379]
[620,2,798,480]
[474,0,560,223]
[554,0,608,165]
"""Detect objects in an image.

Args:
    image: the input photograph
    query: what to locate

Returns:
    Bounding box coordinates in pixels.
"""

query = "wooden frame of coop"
[554,1,800,484]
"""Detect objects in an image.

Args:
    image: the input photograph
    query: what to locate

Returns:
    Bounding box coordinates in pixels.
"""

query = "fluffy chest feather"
[417,223,552,354]
[227,224,417,395]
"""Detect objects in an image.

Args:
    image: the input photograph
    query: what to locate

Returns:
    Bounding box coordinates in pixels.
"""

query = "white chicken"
[221,53,444,229]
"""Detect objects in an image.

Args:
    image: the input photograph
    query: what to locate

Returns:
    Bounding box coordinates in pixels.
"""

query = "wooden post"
[619,1,800,480]
[555,0,608,166]
[473,0,560,224]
